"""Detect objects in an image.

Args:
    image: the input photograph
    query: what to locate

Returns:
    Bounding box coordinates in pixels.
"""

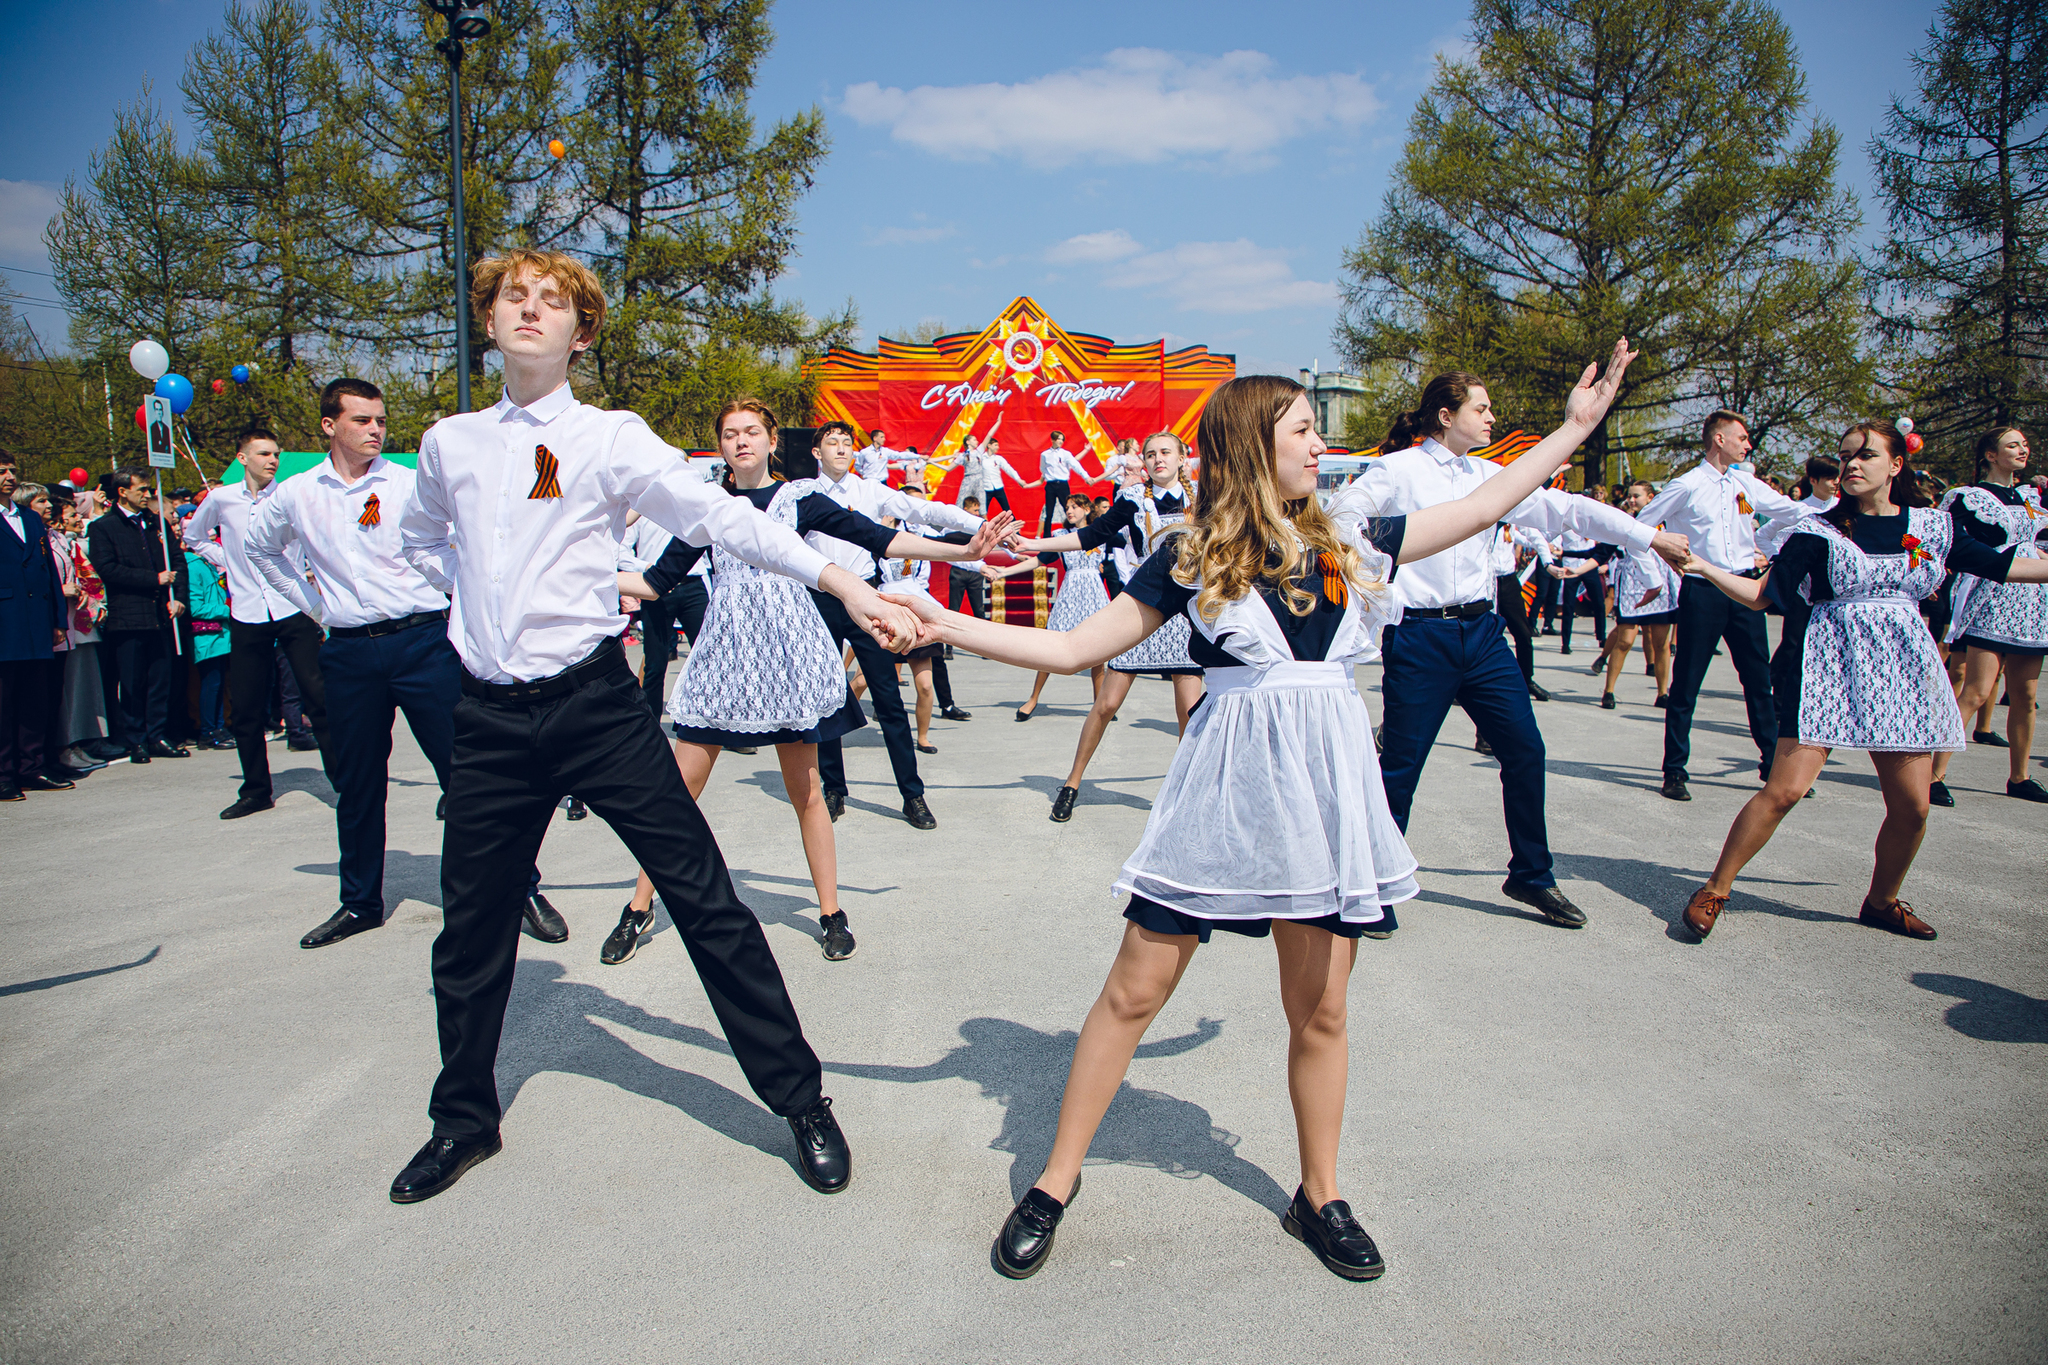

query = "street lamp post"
[429,3,494,414]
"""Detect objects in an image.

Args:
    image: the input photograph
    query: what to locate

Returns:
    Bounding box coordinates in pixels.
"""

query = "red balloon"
[211,378,225,394]
[69,467,89,486]
[1905,432,1925,455]
[135,405,147,429]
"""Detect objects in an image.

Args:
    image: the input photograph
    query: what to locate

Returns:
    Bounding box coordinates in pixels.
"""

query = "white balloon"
[1895,416,1914,435]
[128,338,170,381]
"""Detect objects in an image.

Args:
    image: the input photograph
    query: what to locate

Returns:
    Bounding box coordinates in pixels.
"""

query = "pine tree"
[1336,0,1866,483]
[1871,0,2047,466]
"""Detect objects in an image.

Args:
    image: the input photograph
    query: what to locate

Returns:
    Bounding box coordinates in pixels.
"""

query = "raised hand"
[965,511,1021,559]
[1561,337,1640,433]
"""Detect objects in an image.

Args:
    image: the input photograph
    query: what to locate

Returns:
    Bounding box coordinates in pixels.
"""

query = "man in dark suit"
[0,452,72,800]
[87,467,189,763]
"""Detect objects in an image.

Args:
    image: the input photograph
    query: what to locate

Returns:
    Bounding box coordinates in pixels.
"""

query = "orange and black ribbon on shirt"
[359,493,380,527]
[1736,491,1753,515]
[1317,551,1350,607]
[529,444,563,499]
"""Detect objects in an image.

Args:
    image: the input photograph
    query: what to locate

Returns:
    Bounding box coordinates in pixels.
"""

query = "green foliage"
[1870,0,2047,477]
[1338,0,1871,483]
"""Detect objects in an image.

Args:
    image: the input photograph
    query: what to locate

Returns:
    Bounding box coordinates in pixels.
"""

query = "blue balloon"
[155,372,195,414]
[230,364,251,385]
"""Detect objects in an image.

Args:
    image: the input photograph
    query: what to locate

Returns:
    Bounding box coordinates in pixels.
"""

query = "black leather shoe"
[1474,733,1494,756]
[915,741,938,754]
[1050,785,1077,822]
[300,908,381,949]
[1560,644,1573,656]
[903,795,937,829]
[601,903,655,964]
[287,735,320,751]
[128,746,152,764]
[1527,680,1552,702]
[146,739,190,758]
[1928,780,1955,808]
[86,738,128,761]
[1654,693,1670,708]
[1600,692,1617,710]
[1660,775,1691,802]
[1501,879,1587,928]
[820,910,856,961]
[565,796,588,821]
[220,795,275,820]
[44,763,90,781]
[522,893,569,943]
[436,794,447,820]
[2009,778,2048,803]
[1282,1185,1386,1281]
[824,791,844,822]
[389,1132,501,1204]
[20,773,74,792]
[1973,730,2010,747]
[941,706,972,721]
[0,784,22,802]
[788,1097,851,1193]
[995,1174,1079,1279]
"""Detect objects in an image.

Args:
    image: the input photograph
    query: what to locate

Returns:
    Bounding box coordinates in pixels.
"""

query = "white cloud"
[867,223,958,247]
[841,49,1380,169]
[0,180,61,258]
[1050,232,1336,314]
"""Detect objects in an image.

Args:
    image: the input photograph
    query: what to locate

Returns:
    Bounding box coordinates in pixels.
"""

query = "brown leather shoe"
[1681,888,1728,941]
[1859,898,1936,940]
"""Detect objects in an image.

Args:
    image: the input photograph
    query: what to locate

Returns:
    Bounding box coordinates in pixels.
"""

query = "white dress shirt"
[1756,492,1837,556]
[889,450,929,485]
[987,455,1028,487]
[856,442,895,483]
[1634,461,1802,574]
[399,382,833,684]
[806,469,980,581]
[181,480,306,623]
[0,503,23,542]
[246,456,449,629]
[1040,447,1091,482]
[1334,438,1655,610]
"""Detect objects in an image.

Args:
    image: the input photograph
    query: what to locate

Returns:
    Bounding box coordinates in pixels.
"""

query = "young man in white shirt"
[247,380,474,951]
[1036,430,1095,534]
[387,248,919,1206]
[1629,410,1803,800]
[856,430,895,483]
[184,427,331,820]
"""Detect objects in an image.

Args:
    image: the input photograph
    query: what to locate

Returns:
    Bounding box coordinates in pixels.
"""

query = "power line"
[0,264,59,280]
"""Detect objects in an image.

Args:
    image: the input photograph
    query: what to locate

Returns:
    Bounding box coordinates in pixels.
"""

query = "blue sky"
[2,0,1936,377]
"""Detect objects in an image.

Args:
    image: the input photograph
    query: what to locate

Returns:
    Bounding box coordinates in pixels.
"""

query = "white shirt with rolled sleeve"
[1633,461,1802,575]
[1333,438,1655,610]
[807,468,980,582]
[245,456,448,629]
[1039,446,1091,483]
[182,481,307,624]
[856,442,895,483]
[398,382,832,684]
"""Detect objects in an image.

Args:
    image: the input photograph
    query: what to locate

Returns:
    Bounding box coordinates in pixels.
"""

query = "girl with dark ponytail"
[1380,373,1484,453]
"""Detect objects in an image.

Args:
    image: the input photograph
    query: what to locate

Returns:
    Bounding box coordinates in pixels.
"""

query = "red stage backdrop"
[807,297,1235,534]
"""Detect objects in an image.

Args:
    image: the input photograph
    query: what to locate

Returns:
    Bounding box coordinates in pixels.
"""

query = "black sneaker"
[788,1097,851,1194]
[1660,775,1691,802]
[820,911,856,960]
[2008,778,2048,803]
[824,791,845,822]
[1050,785,1077,822]
[903,795,937,829]
[1281,1184,1386,1281]
[600,903,655,965]
[1928,780,1955,808]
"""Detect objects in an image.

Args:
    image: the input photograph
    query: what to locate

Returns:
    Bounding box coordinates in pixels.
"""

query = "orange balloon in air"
[548,138,566,158]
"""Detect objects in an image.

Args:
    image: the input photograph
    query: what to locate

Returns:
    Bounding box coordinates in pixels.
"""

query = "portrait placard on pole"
[144,394,177,469]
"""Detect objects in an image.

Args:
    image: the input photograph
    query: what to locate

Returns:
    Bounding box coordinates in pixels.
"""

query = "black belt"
[461,636,627,703]
[1402,600,1494,622]
[326,608,448,639]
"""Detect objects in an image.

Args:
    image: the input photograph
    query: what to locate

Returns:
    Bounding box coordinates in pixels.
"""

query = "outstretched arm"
[1684,554,1769,610]
[886,590,1160,674]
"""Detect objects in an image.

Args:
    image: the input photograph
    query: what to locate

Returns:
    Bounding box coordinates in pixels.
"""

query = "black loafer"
[1654,693,1670,708]
[2009,778,2048,803]
[0,784,22,802]
[1600,692,1616,710]
[995,1174,1079,1279]
[915,741,938,754]
[941,706,972,721]
[146,739,191,758]
[1501,879,1587,928]
[522,893,569,943]
[300,908,382,949]
[1660,775,1691,802]
[788,1097,851,1194]
[1282,1185,1386,1281]
[1928,780,1955,808]
[600,903,655,965]
[824,791,845,822]
[19,774,74,792]
[220,795,275,820]
[390,1132,501,1203]
[903,795,937,830]
[128,746,152,764]
[1973,730,2010,747]
[1527,681,1552,702]
[1050,785,1077,822]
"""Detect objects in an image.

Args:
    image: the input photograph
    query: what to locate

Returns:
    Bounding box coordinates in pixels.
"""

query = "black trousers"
[102,628,172,747]
[1663,577,1777,781]
[811,590,923,800]
[1560,574,1607,650]
[0,658,51,783]
[1494,573,1534,680]
[931,656,955,710]
[638,577,709,715]
[1040,478,1071,535]
[229,614,330,800]
[945,568,986,619]
[985,485,1011,513]
[430,653,822,1139]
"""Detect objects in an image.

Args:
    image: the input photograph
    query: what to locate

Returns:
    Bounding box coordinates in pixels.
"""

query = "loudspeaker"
[778,427,819,482]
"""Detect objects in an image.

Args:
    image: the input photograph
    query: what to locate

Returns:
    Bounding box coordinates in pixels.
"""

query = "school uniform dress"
[398,382,837,1140]
[1074,485,1200,676]
[1044,546,1112,632]
[1613,531,1683,624]
[1940,483,2048,657]
[648,479,896,746]
[1113,519,1418,940]
[1764,509,2017,750]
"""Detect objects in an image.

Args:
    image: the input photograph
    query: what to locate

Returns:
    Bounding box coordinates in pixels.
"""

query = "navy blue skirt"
[1123,894,1391,942]
[1957,633,2047,659]
[672,687,867,748]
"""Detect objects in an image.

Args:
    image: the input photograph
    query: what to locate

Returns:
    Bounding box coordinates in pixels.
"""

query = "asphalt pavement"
[1,631,2042,1364]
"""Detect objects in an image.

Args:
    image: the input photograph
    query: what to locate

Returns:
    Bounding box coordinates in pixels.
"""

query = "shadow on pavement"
[1541,853,1850,941]
[1911,973,2048,1044]
[273,767,337,808]
[1016,772,1159,814]
[295,849,444,913]
[0,944,160,997]
[826,1015,1289,1213]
